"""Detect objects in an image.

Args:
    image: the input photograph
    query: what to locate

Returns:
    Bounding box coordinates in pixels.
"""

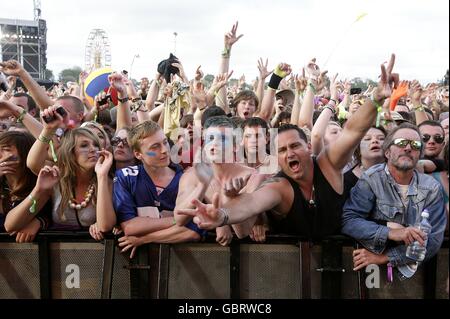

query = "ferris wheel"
[84,29,111,70]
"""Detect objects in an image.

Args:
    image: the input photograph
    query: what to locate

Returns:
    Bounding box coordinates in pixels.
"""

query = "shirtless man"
[174,116,266,245]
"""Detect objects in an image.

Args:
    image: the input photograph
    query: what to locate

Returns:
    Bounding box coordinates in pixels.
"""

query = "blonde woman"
[7,107,116,240]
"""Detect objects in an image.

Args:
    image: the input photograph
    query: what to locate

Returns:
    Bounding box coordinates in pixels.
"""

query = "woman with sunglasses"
[111,127,139,170]
[6,106,116,240]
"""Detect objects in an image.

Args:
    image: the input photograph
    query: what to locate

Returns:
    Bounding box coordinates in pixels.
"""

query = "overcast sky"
[1,0,449,83]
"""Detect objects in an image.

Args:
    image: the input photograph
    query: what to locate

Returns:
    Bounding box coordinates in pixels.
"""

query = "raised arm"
[26,106,64,175]
[0,60,55,109]
[290,69,307,126]
[322,53,399,171]
[256,58,272,105]
[256,63,292,122]
[311,74,340,155]
[217,21,243,114]
[298,58,327,130]
[109,73,132,130]
[0,100,43,138]
[145,73,163,112]
[409,80,428,125]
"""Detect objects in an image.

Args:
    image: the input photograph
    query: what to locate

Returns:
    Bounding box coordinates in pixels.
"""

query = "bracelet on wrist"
[370,95,384,127]
[16,108,27,124]
[38,134,52,144]
[308,82,317,94]
[28,195,37,214]
[218,208,229,227]
[221,47,231,58]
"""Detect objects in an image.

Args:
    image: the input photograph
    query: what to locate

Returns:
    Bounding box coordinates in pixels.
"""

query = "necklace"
[309,186,316,206]
[69,183,95,210]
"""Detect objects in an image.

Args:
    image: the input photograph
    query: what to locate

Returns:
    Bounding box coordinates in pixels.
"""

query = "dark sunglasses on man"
[422,134,445,144]
[111,136,128,147]
[389,138,422,151]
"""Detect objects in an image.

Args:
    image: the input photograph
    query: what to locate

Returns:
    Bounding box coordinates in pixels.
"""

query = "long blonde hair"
[57,127,100,220]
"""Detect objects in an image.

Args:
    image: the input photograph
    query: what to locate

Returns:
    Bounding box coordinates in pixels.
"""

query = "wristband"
[268,73,283,90]
[218,208,230,227]
[16,108,27,123]
[28,195,37,214]
[329,98,337,105]
[118,96,129,103]
[38,134,51,144]
[323,105,336,115]
[370,95,384,127]
[221,47,231,58]
[309,82,317,94]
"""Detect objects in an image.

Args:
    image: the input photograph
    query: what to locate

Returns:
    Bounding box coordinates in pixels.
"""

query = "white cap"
[421,210,429,219]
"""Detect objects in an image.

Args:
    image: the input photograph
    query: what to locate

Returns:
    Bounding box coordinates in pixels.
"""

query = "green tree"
[58,66,82,84]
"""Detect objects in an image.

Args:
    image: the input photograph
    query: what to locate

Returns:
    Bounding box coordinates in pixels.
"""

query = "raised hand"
[305,58,321,81]
[329,73,339,104]
[35,165,60,192]
[94,90,111,112]
[108,72,127,95]
[41,105,66,130]
[257,58,272,80]
[224,21,244,50]
[194,65,204,82]
[294,68,308,93]
[0,60,25,77]
[390,80,409,110]
[373,53,399,102]
[315,70,329,91]
[171,62,188,82]
[176,193,223,229]
[409,80,423,104]
[274,63,292,79]
[212,71,234,92]
[223,174,251,197]
[95,150,113,177]
[79,71,89,85]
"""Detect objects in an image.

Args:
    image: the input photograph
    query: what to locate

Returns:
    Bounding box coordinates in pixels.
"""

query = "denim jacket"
[342,163,447,279]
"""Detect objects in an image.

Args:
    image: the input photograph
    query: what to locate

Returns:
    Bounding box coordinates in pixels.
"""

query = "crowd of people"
[0,22,448,282]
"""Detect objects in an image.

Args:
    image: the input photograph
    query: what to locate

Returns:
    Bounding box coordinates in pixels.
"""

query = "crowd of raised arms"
[0,22,448,281]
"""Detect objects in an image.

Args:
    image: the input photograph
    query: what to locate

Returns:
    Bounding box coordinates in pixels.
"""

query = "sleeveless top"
[51,186,96,230]
[267,157,344,240]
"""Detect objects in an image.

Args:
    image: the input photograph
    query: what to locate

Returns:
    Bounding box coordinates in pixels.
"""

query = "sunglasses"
[422,134,445,144]
[111,137,128,147]
[390,138,422,150]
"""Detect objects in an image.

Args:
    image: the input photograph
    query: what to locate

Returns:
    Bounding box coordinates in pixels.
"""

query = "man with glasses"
[418,120,446,171]
[342,123,446,279]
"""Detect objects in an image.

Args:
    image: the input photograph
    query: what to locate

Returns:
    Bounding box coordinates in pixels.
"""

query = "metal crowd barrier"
[0,232,448,299]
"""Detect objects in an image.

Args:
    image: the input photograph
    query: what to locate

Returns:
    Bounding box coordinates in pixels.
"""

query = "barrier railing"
[0,232,448,299]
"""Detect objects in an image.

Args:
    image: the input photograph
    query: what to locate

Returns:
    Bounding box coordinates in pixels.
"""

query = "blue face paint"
[146,151,157,157]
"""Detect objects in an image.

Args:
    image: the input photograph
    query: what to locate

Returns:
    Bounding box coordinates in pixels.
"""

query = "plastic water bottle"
[406,210,431,262]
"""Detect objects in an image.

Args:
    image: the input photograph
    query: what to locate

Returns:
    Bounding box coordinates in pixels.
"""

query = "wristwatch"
[118,96,129,103]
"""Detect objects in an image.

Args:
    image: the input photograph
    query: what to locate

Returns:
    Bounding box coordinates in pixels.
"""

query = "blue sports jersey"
[113,163,205,236]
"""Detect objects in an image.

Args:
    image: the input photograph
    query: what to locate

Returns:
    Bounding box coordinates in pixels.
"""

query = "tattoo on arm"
[253,177,282,192]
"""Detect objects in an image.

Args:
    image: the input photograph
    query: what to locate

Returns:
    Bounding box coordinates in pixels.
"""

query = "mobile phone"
[350,88,362,95]
[42,106,67,123]
[122,70,128,75]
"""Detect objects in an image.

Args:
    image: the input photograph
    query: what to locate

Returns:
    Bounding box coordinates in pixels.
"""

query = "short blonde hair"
[128,120,161,151]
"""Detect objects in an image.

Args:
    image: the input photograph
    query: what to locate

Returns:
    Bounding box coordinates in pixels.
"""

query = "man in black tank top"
[177,54,400,240]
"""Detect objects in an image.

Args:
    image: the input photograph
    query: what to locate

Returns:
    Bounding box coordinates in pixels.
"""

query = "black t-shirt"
[267,157,345,240]
[343,168,359,200]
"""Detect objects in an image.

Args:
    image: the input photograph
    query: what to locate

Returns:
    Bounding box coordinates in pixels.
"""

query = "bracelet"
[370,95,384,127]
[309,82,317,94]
[28,195,37,214]
[118,96,129,103]
[221,47,231,58]
[323,105,336,115]
[329,98,337,105]
[38,134,52,144]
[413,105,425,112]
[16,108,27,123]
[218,208,229,227]
[172,217,177,225]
